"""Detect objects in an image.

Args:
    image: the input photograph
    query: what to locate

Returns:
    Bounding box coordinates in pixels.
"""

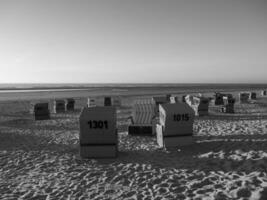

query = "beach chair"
[104,97,112,106]
[31,102,50,120]
[112,96,122,107]
[87,98,96,107]
[196,97,209,116]
[249,92,257,100]
[128,99,157,136]
[152,95,170,116]
[239,92,250,103]
[182,95,186,103]
[169,96,176,104]
[65,98,75,111]
[156,103,195,148]
[214,92,224,105]
[220,96,235,113]
[185,95,194,106]
[53,99,66,113]
[185,95,209,116]
[79,106,118,158]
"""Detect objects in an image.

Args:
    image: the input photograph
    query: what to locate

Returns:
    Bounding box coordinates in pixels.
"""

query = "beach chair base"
[220,106,234,113]
[128,125,153,136]
[156,124,193,148]
[198,111,209,116]
[80,144,117,158]
[34,114,50,120]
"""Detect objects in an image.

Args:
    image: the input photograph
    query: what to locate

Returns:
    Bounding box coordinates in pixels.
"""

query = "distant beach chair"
[65,98,75,111]
[214,92,224,105]
[197,97,210,116]
[152,95,170,116]
[87,98,96,107]
[239,92,250,103]
[185,95,194,106]
[104,97,112,106]
[249,92,257,100]
[185,95,209,116]
[169,96,176,104]
[181,95,187,103]
[31,102,50,120]
[53,99,66,113]
[221,96,235,113]
[112,96,122,107]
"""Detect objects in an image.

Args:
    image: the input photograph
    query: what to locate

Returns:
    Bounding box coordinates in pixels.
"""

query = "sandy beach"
[2,0,267,198]
[0,87,267,200]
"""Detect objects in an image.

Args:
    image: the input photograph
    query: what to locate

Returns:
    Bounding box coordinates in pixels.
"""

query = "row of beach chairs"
[30,99,75,120]
[79,100,196,158]
[29,89,266,158]
[31,97,121,120]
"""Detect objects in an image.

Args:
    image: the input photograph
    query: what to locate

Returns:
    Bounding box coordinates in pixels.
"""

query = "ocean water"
[0,83,267,90]
[0,83,266,101]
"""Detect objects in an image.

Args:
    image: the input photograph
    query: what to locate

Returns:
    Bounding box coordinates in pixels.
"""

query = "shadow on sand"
[0,129,266,174]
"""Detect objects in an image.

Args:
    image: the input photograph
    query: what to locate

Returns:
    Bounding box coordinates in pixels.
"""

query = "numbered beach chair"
[156,102,195,148]
[79,106,118,158]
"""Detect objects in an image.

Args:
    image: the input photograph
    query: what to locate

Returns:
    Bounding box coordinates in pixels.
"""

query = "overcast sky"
[0,0,266,83]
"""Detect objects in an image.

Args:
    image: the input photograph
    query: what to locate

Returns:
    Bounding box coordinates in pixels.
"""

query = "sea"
[0,83,266,101]
[0,83,267,91]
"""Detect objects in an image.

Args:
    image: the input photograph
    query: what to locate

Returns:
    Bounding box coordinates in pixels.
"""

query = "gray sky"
[0,0,266,83]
